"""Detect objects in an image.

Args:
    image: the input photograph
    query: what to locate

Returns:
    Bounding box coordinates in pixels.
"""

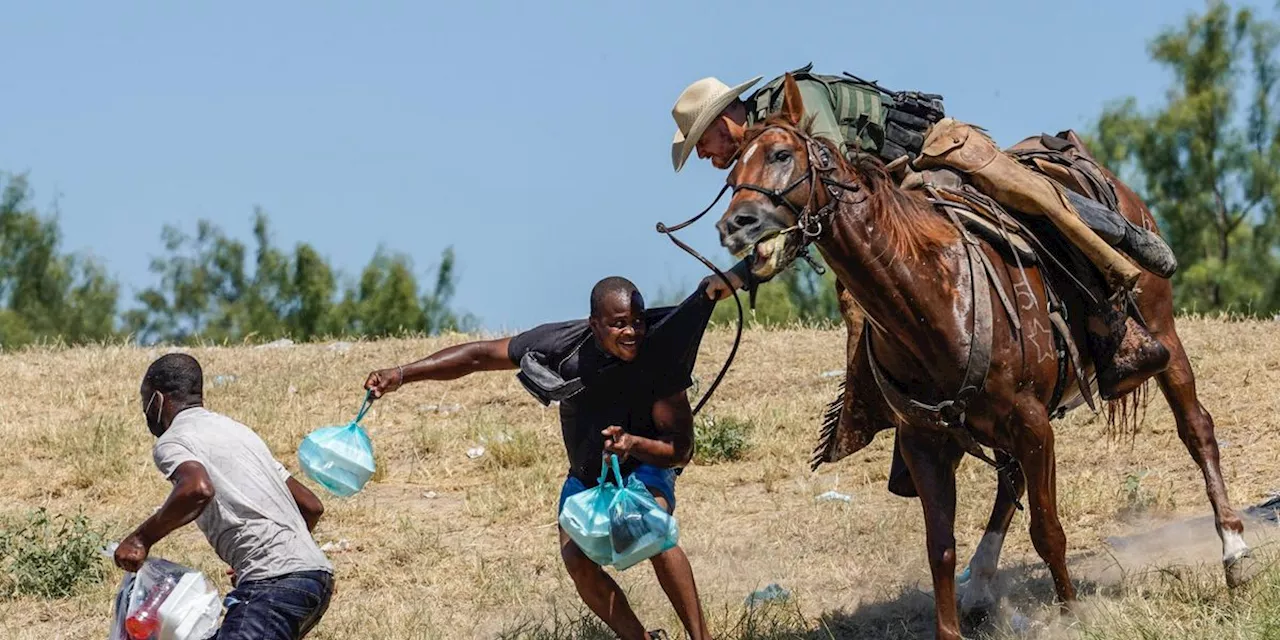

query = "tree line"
[2,1,1276,348]
[0,174,471,349]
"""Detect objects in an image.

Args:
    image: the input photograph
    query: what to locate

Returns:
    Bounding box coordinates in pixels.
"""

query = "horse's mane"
[742,115,958,264]
[840,148,958,263]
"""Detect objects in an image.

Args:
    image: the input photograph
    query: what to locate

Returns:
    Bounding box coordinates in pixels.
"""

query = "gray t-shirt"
[153,407,333,583]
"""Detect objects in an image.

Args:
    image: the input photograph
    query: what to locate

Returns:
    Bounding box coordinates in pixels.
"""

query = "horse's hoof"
[960,604,994,633]
[1226,550,1263,589]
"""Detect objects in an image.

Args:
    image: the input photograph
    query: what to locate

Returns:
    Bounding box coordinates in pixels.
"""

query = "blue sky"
[0,0,1251,332]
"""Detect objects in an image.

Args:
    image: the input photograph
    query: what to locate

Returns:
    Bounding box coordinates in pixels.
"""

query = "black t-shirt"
[507,289,716,484]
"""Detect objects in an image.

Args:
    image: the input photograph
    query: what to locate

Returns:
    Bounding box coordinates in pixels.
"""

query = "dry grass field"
[1,318,1280,639]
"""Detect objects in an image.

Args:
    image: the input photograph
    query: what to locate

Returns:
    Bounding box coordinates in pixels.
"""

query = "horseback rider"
[671,63,1176,403]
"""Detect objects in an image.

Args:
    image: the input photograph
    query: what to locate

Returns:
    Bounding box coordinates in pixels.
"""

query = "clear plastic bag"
[106,545,221,640]
[298,393,376,497]
[558,455,680,571]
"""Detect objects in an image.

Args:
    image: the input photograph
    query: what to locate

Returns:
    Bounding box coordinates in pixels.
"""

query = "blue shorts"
[558,464,678,515]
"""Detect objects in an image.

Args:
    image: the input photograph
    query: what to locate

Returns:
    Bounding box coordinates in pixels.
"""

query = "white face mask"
[144,390,166,436]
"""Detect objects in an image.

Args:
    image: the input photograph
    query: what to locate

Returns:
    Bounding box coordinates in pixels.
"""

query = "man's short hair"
[142,353,204,402]
[589,276,640,318]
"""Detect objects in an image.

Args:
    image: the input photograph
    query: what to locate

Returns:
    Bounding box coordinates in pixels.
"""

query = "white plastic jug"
[156,572,221,640]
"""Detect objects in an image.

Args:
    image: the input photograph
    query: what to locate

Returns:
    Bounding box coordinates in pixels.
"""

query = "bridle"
[654,120,862,414]
[729,123,862,244]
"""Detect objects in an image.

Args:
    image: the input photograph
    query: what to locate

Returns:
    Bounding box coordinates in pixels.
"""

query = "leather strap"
[865,219,994,427]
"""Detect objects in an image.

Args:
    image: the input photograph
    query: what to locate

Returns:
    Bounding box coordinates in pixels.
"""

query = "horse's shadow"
[766,561,1112,640]
[500,558,1119,639]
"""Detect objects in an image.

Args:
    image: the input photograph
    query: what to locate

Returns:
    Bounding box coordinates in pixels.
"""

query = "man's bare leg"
[648,494,710,640]
[559,527,647,640]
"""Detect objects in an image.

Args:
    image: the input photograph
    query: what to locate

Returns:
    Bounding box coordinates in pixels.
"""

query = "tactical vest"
[745,63,946,164]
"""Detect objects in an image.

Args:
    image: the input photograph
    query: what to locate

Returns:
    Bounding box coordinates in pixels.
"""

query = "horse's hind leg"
[960,451,1025,622]
[1154,329,1256,587]
[1012,397,1076,609]
[900,427,966,640]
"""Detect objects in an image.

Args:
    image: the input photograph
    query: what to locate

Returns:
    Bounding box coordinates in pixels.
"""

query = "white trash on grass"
[816,490,853,503]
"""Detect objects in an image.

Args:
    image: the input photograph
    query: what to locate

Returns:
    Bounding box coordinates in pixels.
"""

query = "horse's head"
[717,73,837,280]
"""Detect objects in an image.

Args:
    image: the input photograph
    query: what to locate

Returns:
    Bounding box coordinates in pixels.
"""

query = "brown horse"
[715,74,1254,639]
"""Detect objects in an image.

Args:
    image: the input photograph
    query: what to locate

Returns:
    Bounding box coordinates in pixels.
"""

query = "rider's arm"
[797,80,845,151]
[365,338,515,397]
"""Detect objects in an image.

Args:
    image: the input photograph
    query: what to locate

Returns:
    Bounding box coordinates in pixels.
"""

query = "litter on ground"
[815,490,853,504]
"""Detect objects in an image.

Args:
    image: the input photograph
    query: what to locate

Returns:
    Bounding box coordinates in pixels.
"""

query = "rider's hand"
[364,367,404,399]
[701,271,743,301]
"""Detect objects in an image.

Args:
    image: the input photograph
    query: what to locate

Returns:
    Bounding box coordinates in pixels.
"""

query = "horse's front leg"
[900,427,966,640]
[960,451,1024,625]
[1011,396,1076,609]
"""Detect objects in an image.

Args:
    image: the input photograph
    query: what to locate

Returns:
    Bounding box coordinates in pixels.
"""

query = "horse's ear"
[779,73,805,126]
[725,116,745,144]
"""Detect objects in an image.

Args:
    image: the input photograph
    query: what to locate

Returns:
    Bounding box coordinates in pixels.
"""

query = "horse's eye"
[772,150,792,163]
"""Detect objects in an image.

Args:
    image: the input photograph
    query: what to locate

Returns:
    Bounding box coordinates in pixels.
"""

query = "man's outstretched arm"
[365,338,515,397]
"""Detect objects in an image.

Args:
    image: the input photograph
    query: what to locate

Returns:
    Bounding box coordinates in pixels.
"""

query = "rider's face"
[696,114,740,170]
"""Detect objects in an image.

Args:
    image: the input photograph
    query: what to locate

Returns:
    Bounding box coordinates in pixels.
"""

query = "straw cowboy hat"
[671,75,762,172]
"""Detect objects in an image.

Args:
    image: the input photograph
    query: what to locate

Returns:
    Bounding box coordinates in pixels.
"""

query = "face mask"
[144,391,165,437]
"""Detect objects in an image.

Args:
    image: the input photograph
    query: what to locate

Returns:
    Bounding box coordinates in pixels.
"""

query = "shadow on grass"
[494,560,1118,640]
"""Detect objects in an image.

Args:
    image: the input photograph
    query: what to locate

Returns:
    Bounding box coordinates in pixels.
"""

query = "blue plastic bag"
[557,470,617,567]
[558,455,679,571]
[298,392,376,497]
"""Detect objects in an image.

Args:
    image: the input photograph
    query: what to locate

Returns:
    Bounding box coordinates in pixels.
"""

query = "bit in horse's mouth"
[742,232,798,278]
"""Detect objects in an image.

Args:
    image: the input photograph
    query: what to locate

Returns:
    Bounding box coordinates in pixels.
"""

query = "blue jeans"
[558,464,678,515]
[216,570,333,640]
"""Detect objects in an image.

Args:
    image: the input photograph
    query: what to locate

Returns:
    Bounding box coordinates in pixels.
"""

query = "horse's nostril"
[716,218,731,237]
[732,212,759,230]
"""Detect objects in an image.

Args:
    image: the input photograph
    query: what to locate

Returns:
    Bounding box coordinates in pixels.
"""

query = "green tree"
[127,210,472,344]
[336,246,472,338]
[1091,0,1280,314]
[0,174,118,348]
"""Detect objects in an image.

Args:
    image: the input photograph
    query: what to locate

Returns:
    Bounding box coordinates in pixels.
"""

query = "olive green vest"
[745,63,946,164]
[745,63,887,158]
